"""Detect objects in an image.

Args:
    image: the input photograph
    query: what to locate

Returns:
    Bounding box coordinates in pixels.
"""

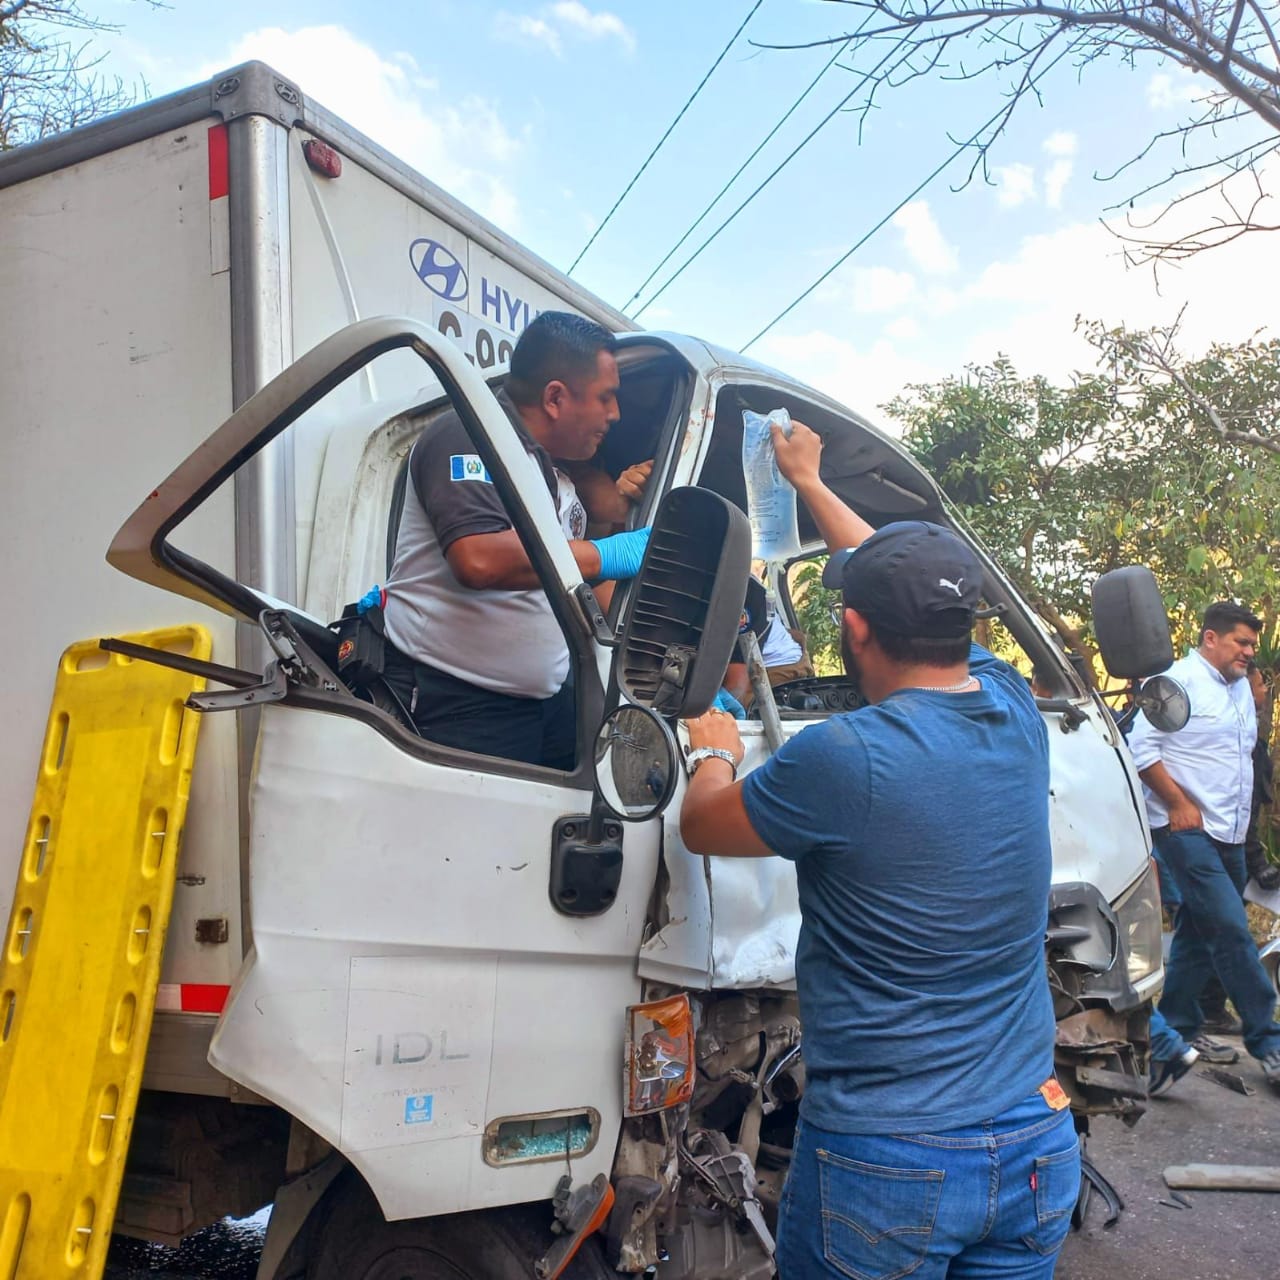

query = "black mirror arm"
[1035,697,1089,733]
[585,800,610,845]
[572,582,617,648]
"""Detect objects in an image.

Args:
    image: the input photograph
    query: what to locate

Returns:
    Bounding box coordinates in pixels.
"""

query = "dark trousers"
[1155,827,1280,1059]
[383,646,576,771]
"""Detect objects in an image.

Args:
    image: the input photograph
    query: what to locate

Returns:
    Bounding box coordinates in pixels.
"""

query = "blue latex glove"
[713,688,747,720]
[591,527,651,581]
[356,586,385,615]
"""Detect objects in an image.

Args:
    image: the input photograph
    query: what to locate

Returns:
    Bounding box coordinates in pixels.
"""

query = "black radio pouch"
[334,602,387,689]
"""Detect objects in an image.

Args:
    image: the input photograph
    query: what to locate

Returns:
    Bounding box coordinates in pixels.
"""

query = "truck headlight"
[624,994,695,1116]
[1114,860,1163,984]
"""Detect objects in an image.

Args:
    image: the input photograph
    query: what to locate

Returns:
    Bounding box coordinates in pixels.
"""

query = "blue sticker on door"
[405,1094,434,1125]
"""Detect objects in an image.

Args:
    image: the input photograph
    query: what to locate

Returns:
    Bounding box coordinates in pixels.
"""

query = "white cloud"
[756,161,1280,417]
[495,3,635,58]
[891,201,958,274]
[1042,132,1076,206]
[1044,160,1073,208]
[994,163,1037,208]
[852,267,917,312]
[494,13,563,57]
[206,27,523,229]
[819,265,917,312]
[550,1,636,52]
[1148,69,1202,110]
[389,49,438,92]
[954,167,1280,382]
[751,330,937,426]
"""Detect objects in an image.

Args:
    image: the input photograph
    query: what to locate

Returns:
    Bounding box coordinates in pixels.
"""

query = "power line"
[740,49,1075,352]
[631,31,915,322]
[567,0,765,275]
[620,25,863,312]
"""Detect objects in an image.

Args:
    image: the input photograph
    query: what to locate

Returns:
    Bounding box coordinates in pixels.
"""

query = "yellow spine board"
[0,627,211,1279]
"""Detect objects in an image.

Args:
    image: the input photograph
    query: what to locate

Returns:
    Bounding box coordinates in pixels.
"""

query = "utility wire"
[632,30,915,322]
[740,48,1075,352]
[621,23,864,312]
[567,0,765,275]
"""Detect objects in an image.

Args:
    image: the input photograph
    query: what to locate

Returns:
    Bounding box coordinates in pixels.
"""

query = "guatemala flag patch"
[450,453,492,483]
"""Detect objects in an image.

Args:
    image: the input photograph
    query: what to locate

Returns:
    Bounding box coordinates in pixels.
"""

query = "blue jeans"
[776,1093,1079,1279]
[1149,1008,1189,1063]
[1155,827,1280,1060]
[1151,843,1182,913]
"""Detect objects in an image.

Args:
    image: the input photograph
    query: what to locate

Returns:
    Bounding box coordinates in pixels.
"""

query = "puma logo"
[939,576,964,597]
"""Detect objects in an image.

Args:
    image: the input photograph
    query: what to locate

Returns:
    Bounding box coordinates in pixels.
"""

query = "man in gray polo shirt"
[382,312,650,768]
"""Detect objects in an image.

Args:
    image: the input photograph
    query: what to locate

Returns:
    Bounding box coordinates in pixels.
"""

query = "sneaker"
[1260,1050,1280,1086]
[1199,1012,1244,1037]
[1151,1046,1199,1096]
[1191,1035,1240,1064]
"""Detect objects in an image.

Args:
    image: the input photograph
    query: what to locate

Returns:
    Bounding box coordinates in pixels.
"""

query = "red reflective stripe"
[181,983,230,1013]
[208,124,229,201]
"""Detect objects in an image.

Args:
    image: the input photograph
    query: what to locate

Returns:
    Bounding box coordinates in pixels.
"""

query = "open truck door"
[104,318,721,1265]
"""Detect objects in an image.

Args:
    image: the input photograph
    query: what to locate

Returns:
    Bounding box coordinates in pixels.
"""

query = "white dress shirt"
[759,614,803,666]
[1128,648,1257,843]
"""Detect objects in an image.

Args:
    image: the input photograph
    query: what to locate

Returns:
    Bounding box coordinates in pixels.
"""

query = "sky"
[87,0,1280,428]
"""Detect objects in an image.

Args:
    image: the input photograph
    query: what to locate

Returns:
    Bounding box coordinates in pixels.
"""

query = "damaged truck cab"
[104,316,1167,1278]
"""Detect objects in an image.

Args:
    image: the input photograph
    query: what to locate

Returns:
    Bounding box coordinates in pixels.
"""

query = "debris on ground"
[1163,1164,1280,1192]
[1200,1066,1255,1095]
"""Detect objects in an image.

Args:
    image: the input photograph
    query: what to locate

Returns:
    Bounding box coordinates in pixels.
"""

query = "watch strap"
[687,746,738,779]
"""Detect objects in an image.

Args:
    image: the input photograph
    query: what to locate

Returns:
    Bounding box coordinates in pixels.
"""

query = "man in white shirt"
[1128,601,1280,1087]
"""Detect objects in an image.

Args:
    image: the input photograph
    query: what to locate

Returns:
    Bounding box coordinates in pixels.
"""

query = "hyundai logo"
[409,238,468,302]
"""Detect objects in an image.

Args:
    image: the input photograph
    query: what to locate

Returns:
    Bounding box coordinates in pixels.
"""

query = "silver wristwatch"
[686,746,738,779]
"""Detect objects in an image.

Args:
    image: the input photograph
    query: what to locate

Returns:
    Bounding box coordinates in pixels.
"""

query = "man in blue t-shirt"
[680,422,1078,1279]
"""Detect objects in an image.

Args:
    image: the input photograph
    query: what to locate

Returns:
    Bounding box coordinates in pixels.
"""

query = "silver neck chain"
[907,675,979,693]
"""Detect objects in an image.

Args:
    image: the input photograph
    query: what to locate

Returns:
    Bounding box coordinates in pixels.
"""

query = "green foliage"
[883,328,1280,667]
[790,558,840,674]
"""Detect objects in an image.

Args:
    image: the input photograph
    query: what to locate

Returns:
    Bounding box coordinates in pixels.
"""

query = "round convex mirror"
[1136,674,1191,733]
[593,705,678,821]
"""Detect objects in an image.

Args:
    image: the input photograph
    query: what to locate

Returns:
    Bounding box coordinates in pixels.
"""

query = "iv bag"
[742,407,802,564]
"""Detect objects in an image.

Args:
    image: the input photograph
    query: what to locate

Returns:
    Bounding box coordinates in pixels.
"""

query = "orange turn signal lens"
[625,994,695,1116]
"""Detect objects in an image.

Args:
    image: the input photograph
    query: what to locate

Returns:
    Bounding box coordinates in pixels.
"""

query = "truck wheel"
[307,1173,561,1280]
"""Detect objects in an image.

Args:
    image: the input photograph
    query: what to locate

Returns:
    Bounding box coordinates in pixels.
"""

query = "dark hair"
[1199,601,1262,642]
[506,311,617,406]
[867,620,971,668]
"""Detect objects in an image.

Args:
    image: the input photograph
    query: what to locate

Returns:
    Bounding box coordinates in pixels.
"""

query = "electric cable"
[631,29,917,322]
[567,0,765,274]
[620,22,865,312]
[740,46,1076,353]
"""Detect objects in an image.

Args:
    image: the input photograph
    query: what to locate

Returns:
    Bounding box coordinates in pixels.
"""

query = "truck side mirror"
[593,705,678,821]
[615,487,751,719]
[1090,566,1175,680]
[1132,674,1191,733]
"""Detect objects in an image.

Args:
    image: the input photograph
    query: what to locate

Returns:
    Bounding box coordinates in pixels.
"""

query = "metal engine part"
[607,1111,681,1272]
[1052,1005,1149,1124]
[653,1129,775,1280]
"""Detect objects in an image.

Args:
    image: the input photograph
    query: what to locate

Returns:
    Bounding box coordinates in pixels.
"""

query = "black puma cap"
[821,521,982,639]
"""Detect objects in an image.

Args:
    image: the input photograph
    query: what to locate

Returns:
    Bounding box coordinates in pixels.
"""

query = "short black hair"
[867,620,971,668]
[1199,601,1262,642]
[506,311,617,407]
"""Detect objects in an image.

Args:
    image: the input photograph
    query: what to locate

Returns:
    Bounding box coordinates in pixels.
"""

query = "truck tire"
[307,1172,599,1280]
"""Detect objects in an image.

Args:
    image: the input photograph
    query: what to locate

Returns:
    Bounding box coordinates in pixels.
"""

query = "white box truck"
[1,62,1168,1279]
